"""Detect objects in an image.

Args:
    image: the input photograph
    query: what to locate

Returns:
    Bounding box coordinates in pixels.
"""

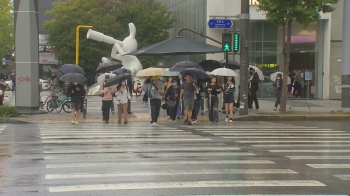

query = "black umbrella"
[48,68,63,78]
[180,68,209,80]
[96,61,123,73]
[170,61,204,72]
[59,73,87,83]
[199,60,222,72]
[219,59,240,70]
[112,68,131,75]
[59,64,85,75]
[127,36,224,56]
[105,73,131,87]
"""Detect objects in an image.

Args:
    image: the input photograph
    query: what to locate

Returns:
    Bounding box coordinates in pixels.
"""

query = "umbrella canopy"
[59,73,87,83]
[211,68,238,77]
[199,60,222,72]
[162,71,181,77]
[48,68,63,78]
[270,72,291,84]
[96,61,123,73]
[249,65,264,81]
[180,68,209,80]
[112,68,131,76]
[98,73,116,84]
[105,73,131,87]
[136,68,168,77]
[170,61,204,72]
[59,64,85,75]
[127,36,224,56]
[219,59,240,70]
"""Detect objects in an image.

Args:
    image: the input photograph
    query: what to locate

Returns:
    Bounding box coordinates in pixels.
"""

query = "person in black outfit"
[248,68,260,110]
[126,76,133,114]
[191,78,204,123]
[164,78,181,122]
[205,76,222,123]
[68,82,86,125]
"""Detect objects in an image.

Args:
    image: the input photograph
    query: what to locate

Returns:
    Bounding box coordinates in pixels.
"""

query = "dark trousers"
[169,101,179,121]
[248,90,259,109]
[127,86,132,113]
[274,91,282,108]
[209,96,218,122]
[293,82,301,97]
[150,98,161,123]
[102,100,113,121]
[192,99,202,120]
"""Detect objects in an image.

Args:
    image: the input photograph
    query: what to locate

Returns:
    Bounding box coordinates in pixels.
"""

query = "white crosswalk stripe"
[37,123,347,194]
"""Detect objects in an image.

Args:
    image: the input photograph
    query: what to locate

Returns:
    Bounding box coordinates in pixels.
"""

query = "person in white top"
[115,79,131,124]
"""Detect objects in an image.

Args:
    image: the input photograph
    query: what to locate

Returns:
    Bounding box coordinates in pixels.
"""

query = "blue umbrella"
[59,73,87,83]
[112,68,131,75]
[59,64,85,75]
[180,68,209,80]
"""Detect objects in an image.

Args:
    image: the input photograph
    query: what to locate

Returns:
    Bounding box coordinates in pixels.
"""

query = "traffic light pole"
[239,0,250,116]
[342,0,350,112]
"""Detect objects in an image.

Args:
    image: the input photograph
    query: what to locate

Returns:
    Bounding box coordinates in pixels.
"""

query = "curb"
[234,115,350,121]
[0,118,32,124]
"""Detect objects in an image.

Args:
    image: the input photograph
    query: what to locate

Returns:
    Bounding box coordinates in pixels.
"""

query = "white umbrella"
[210,68,238,77]
[98,73,115,84]
[248,65,264,80]
[136,68,168,77]
[270,72,291,85]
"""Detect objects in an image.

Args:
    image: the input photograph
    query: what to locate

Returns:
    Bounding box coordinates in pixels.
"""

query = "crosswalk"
[36,122,350,195]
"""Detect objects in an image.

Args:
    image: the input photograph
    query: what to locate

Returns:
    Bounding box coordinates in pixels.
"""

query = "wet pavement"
[0,121,350,195]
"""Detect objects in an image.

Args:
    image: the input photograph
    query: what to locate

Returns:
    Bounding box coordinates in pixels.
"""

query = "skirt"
[224,94,234,104]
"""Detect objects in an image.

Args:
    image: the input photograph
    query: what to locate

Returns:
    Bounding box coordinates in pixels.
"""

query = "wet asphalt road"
[0,121,350,196]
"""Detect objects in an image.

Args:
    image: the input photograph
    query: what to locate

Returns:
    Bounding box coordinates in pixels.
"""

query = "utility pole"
[342,0,350,112]
[239,0,250,115]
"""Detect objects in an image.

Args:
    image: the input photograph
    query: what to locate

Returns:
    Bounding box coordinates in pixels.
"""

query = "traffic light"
[233,32,240,53]
[222,33,232,52]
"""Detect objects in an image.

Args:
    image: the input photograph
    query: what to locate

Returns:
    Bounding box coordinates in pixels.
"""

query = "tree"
[43,0,174,77]
[0,0,14,62]
[257,0,338,113]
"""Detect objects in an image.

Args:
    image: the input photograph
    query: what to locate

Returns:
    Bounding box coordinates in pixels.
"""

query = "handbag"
[167,100,176,108]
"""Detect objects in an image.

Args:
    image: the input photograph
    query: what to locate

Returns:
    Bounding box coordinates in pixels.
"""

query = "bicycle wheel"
[62,101,72,113]
[46,99,63,113]
[135,87,142,97]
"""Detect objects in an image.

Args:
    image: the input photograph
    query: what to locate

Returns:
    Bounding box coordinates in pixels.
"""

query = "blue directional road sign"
[208,19,233,29]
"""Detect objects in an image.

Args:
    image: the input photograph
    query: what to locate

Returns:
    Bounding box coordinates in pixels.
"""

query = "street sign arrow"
[208,19,233,29]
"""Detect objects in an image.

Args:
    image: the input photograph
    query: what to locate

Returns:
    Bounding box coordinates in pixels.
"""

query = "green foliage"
[0,0,14,59]
[0,106,19,118]
[43,0,174,73]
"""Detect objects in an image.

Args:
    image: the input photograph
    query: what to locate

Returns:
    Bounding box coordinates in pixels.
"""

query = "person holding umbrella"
[148,75,164,127]
[205,76,222,123]
[100,75,115,123]
[273,73,283,111]
[115,78,131,124]
[68,82,85,125]
[164,78,181,123]
[222,76,236,122]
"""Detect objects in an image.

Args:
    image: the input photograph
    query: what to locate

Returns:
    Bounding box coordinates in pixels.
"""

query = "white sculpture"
[87,23,143,76]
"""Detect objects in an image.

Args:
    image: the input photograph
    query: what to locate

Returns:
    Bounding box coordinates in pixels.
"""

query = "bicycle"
[39,93,62,113]
[132,79,142,97]
[60,95,72,113]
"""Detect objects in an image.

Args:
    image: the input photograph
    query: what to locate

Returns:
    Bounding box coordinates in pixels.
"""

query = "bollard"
[83,98,87,118]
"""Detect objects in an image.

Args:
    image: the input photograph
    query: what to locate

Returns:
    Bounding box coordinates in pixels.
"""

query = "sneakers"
[152,122,158,127]
[71,121,75,124]
[75,121,79,125]
[225,117,229,122]
[192,120,197,123]
[187,121,192,125]
[273,107,277,111]
[229,118,233,123]
[167,116,170,119]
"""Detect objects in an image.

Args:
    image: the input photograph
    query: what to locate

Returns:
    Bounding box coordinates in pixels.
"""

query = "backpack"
[148,83,158,100]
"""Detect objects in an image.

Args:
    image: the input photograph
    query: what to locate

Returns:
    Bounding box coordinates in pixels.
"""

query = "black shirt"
[205,84,221,96]
[68,84,85,103]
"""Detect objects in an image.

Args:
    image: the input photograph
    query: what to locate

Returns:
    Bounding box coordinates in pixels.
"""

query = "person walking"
[100,75,115,123]
[206,76,222,123]
[115,78,131,124]
[148,76,164,127]
[68,82,85,125]
[163,77,173,119]
[192,78,204,123]
[223,76,235,122]
[50,73,61,107]
[180,73,196,125]
[164,78,180,123]
[273,73,283,111]
[248,68,260,110]
[10,71,15,93]
[126,75,133,114]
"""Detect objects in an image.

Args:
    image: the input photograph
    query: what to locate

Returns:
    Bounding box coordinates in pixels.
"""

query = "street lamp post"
[76,25,93,65]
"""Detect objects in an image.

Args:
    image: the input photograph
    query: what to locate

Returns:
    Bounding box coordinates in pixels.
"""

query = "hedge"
[0,106,19,118]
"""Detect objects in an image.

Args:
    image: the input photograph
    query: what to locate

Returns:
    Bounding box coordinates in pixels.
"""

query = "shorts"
[224,94,235,104]
[71,102,82,110]
[287,84,292,92]
[184,99,194,110]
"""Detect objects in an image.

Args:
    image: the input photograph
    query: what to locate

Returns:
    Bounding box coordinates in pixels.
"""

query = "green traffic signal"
[223,44,231,52]
[233,33,240,53]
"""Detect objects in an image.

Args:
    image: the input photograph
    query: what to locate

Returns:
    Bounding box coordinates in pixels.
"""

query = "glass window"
[263,21,278,41]
[250,21,263,42]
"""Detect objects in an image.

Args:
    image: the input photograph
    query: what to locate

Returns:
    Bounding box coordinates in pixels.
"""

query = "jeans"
[169,101,179,120]
[209,96,218,122]
[110,99,115,112]
[248,90,259,109]
[150,98,161,123]
[192,99,202,120]
[102,100,113,122]
[177,103,182,117]
[274,91,282,108]
[11,81,15,93]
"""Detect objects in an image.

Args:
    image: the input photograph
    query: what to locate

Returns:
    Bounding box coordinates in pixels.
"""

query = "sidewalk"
[5,91,348,123]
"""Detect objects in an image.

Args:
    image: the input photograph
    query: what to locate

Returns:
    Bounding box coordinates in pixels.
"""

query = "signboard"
[39,53,58,64]
[208,19,233,29]
[39,34,48,45]
[304,71,313,81]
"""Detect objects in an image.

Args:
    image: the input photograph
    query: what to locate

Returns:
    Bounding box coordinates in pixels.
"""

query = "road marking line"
[40,128,179,131]
[224,136,350,139]
[43,152,255,160]
[40,132,190,135]
[253,144,350,147]
[41,135,201,139]
[270,150,350,153]
[42,143,228,148]
[288,156,350,160]
[46,160,275,168]
[306,164,350,168]
[41,138,211,143]
[203,131,342,133]
[236,141,350,143]
[47,180,325,192]
[45,169,297,179]
[42,147,241,154]
[213,133,350,136]
[334,175,350,180]
[197,128,332,131]
[181,195,348,196]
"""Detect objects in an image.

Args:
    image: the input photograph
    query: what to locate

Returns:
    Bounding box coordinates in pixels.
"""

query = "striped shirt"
[222,83,235,95]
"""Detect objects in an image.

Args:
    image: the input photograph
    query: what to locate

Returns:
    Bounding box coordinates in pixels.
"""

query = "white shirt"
[115,86,131,104]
